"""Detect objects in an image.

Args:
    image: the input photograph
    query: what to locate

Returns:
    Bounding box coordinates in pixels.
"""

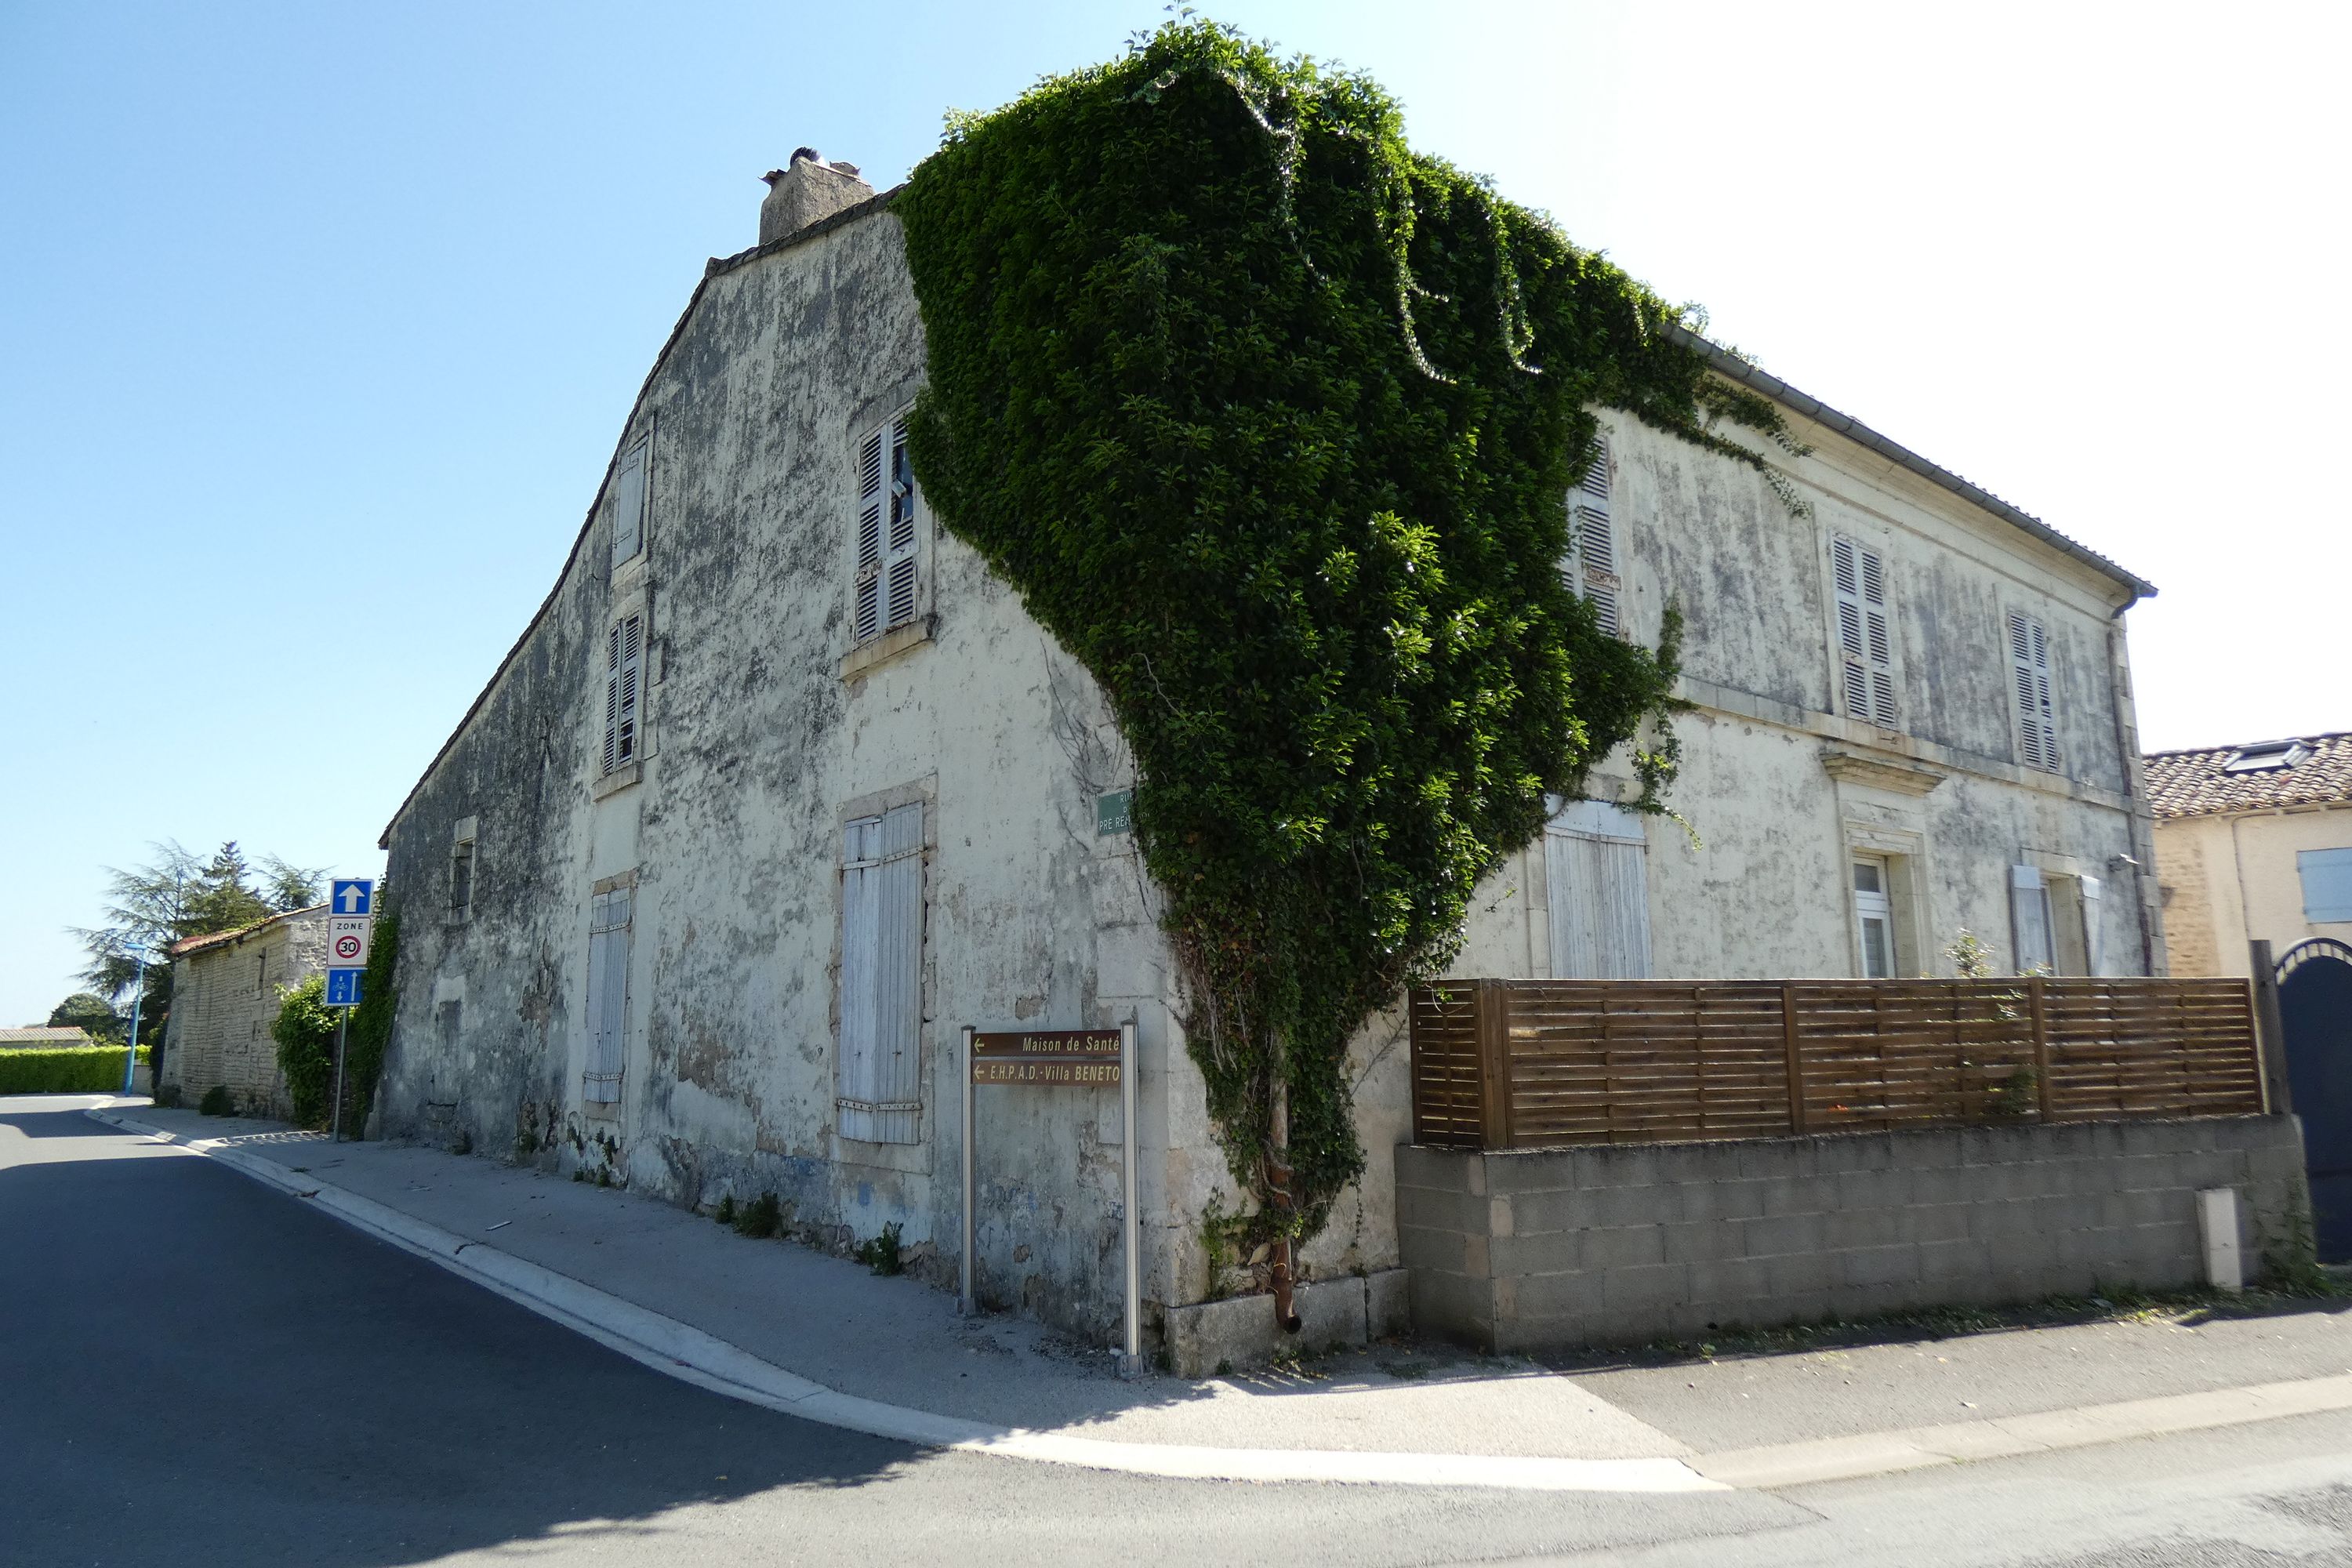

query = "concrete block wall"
[1397,1116,2310,1353]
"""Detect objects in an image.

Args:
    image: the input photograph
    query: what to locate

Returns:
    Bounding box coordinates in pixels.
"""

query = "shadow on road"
[1,1118,909,1568]
[0,1102,138,1138]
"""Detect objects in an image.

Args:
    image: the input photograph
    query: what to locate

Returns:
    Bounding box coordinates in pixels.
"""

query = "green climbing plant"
[343,906,400,1137]
[898,19,1795,1254]
[270,973,339,1129]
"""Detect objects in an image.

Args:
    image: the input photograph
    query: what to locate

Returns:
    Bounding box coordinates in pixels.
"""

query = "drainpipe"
[1265,1073,1304,1336]
[2105,594,2163,975]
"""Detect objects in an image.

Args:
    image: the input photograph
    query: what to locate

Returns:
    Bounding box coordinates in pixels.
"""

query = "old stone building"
[159,906,328,1116]
[374,153,2167,1352]
[2147,732,2352,976]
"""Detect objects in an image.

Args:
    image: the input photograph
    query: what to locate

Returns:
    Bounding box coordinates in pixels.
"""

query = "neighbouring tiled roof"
[169,903,328,960]
[2144,732,2352,818]
[0,1027,97,1046]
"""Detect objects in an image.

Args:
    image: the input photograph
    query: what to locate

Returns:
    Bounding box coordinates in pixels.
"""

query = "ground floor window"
[2010,864,2103,975]
[1853,856,1896,978]
[1545,799,1651,978]
[838,802,924,1144]
[584,887,631,1105]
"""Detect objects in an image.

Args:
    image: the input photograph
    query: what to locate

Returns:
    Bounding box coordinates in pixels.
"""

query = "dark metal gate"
[2278,938,2352,1263]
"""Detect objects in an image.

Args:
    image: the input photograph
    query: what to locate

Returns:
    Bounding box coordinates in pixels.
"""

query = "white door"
[1853,856,1895,978]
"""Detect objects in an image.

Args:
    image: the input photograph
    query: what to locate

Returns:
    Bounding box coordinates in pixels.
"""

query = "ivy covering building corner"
[896,20,1794,1282]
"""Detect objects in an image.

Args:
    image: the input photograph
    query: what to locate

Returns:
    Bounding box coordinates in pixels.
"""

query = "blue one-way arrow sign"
[332,879,374,916]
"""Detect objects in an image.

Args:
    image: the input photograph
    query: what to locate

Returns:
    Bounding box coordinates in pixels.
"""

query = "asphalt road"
[8,1096,2352,1568]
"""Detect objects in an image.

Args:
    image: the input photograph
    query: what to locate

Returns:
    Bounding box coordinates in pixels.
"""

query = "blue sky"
[4,2,2344,1025]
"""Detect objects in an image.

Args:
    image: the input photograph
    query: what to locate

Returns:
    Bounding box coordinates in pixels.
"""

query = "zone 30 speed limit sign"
[328,916,372,967]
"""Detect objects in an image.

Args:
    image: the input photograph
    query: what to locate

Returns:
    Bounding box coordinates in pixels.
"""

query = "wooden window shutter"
[615,615,643,766]
[601,626,620,774]
[883,418,920,633]
[1544,800,1652,978]
[873,802,924,1142]
[1833,536,1899,728]
[2009,612,2059,771]
[2079,873,2105,976]
[837,803,924,1144]
[1566,437,1621,637]
[611,441,647,572]
[585,888,630,1103]
[837,817,881,1140]
[854,429,886,642]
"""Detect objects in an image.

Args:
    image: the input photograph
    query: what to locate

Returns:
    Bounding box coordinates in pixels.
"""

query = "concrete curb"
[82,1105,1719,1494]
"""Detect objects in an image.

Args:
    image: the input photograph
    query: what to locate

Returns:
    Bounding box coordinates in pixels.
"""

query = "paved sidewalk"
[78,1097,2352,1488]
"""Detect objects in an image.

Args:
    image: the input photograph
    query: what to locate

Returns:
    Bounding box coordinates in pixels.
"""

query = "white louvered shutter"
[1563,437,1621,637]
[1544,800,1652,978]
[585,889,631,1103]
[601,626,620,773]
[853,418,919,644]
[837,804,924,1143]
[854,429,885,642]
[2079,874,2105,976]
[884,419,920,633]
[602,616,643,773]
[611,441,647,571]
[2009,864,2055,975]
[1832,537,1899,728]
[2009,612,2058,771]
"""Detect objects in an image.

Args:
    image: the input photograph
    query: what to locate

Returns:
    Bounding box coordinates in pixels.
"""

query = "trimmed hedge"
[0,1046,151,1094]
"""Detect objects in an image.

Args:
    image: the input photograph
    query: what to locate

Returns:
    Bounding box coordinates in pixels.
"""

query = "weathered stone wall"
[159,909,328,1117]
[377,193,2168,1352]
[379,202,1173,1341]
[1283,410,2165,1311]
[1396,1116,2309,1352]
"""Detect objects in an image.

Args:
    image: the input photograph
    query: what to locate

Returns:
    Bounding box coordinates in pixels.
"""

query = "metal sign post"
[1120,1020,1138,1374]
[960,1025,976,1316]
[323,879,374,1141]
[961,1024,1142,1376]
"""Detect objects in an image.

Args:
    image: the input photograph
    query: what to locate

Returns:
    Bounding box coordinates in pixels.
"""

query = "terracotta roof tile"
[2143,731,2352,818]
[168,902,328,959]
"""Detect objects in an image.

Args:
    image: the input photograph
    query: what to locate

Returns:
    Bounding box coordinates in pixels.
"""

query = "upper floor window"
[2008,612,2060,772]
[611,439,648,574]
[854,416,920,643]
[602,614,644,773]
[1561,437,1621,637]
[450,837,476,917]
[1830,535,1899,729]
[2302,848,2352,923]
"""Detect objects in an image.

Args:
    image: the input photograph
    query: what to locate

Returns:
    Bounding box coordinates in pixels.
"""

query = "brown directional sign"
[971,1029,1122,1086]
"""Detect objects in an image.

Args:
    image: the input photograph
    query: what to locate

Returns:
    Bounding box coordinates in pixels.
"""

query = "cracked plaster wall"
[377,201,2165,1346]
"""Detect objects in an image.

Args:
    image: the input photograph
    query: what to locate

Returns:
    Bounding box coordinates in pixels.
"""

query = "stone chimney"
[759,149,872,245]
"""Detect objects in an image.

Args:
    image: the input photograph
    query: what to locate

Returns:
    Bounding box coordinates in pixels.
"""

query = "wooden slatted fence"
[1409,977,2265,1150]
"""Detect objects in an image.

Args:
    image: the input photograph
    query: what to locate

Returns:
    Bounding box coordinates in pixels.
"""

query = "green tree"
[44,993,124,1044]
[71,839,330,1058]
[258,856,327,915]
[181,842,273,936]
